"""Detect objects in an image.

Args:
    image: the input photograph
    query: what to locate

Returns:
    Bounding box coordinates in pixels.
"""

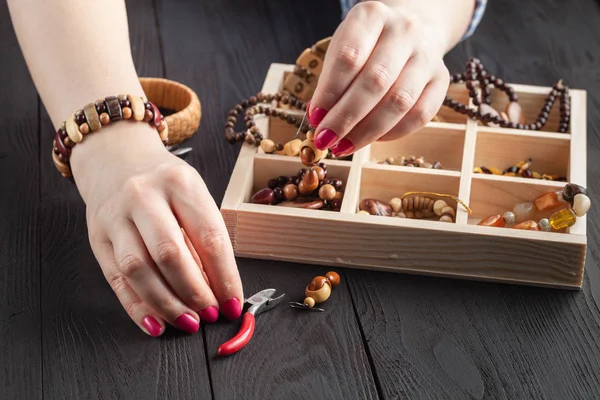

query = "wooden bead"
[439,214,454,222]
[433,200,448,216]
[299,169,319,194]
[305,278,332,303]
[55,131,71,158]
[144,110,154,122]
[105,96,122,121]
[99,112,110,125]
[65,114,83,143]
[82,103,101,132]
[283,184,299,201]
[300,139,327,166]
[325,271,341,286]
[128,95,145,121]
[313,166,326,180]
[79,123,90,135]
[303,297,316,308]
[440,206,455,218]
[51,149,71,177]
[158,122,169,142]
[64,136,74,148]
[283,139,302,156]
[389,197,402,213]
[318,184,336,201]
[122,107,132,120]
[260,139,275,153]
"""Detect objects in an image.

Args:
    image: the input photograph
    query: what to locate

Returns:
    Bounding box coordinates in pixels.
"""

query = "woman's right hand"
[70,122,243,337]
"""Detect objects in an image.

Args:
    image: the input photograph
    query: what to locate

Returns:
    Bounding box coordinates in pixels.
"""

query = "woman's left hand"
[308,1,451,157]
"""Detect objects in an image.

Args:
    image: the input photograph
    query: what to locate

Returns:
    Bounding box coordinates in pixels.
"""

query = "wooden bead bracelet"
[52,95,168,178]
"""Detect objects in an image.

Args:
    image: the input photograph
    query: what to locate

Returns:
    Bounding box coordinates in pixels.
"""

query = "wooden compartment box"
[221,63,588,289]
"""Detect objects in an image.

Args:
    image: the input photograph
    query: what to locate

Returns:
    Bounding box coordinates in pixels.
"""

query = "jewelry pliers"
[217,288,285,356]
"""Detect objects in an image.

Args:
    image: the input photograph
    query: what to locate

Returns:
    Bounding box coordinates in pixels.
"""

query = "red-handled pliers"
[217,288,285,356]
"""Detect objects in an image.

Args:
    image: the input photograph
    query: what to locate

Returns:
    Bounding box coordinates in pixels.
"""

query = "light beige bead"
[260,139,276,153]
[433,200,448,216]
[306,130,315,141]
[128,95,145,121]
[573,194,591,217]
[284,139,302,156]
[83,103,102,132]
[439,214,453,222]
[65,114,83,143]
[396,212,407,218]
[357,210,370,215]
[440,206,455,218]
[389,197,402,213]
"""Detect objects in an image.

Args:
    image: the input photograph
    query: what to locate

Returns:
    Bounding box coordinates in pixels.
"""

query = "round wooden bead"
[99,112,110,125]
[122,107,133,120]
[313,166,326,180]
[260,139,275,153]
[65,114,83,143]
[318,184,336,201]
[283,184,299,201]
[144,110,154,122]
[303,297,316,308]
[83,103,102,132]
[389,198,402,213]
[128,95,145,121]
[158,122,169,142]
[79,123,90,135]
[51,149,72,176]
[433,200,448,216]
[325,271,341,286]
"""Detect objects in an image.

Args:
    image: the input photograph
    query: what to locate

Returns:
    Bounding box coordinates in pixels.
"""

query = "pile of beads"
[53,95,168,177]
[473,158,567,181]
[377,155,442,169]
[443,58,570,132]
[249,163,344,211]
[224,92,349,166]
[477,183,590,231]
[357,195,458,222]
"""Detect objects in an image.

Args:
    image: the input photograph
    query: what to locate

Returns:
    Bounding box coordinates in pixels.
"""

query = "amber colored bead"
[512,220,540,230]
[549,208,577,230]
[313,166,326,180]
[534,191,562,212]
[157,120,167,132]
[144,110,154,122]
[299,169,319,194]
[300,146,316,166]
[99,113,110,125]
[122,107,132,120]
[477,214,505,227]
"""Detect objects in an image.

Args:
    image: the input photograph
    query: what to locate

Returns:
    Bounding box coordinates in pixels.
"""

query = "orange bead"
[99,112,110,125]
[477,214,505,227]
[534,191,562,212]
[513,220,540,230]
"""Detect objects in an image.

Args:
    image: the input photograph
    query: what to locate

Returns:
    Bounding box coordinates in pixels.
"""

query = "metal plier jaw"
[217,288,285,357]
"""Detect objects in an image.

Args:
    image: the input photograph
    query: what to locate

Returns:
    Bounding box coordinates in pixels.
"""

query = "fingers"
[169,176,244,321]
[308,3,386,131]
[89,234,166,338]
[110,220,201,334]
[129,193,220,324]
[378,64,450,142]
[339,55,435,153]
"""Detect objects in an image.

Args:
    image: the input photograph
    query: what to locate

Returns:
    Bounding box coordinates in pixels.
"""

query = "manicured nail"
[142,316,162,338]
[221,298,242,321]
[174,313,200,334]
[199,306,219,324]
[314,129,338,150]
[308,106,328,126]
[331,138,354,157]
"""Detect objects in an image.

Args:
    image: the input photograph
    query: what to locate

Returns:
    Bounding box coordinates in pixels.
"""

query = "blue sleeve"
[340,0,487,41]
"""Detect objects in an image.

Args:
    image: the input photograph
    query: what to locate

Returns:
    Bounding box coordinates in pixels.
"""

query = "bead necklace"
[444,58,570,132]
[473,158,567,181]
[224,92,336,167]
[477,183,590,231]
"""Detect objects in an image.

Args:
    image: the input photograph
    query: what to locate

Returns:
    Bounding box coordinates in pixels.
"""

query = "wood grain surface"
[1,0,600,399]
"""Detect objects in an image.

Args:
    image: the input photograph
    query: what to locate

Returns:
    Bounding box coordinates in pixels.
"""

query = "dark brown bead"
[251,188,275,205]
[264,108,272,116]
[256,133,264,140]
[145,102,153,111]
[228,110,239,117]
[286,115,296,124]
[105,96,122,121]
[273,187,284,201]
[562,184,587,205]
[144,109,154,122]
[266,94,274,102]
[535,121,543,130]
[274,93,282,101]
[244,115,253,122]
[228,116,238,124]
[249,96,257,105]
[246,121,255,128]
[517,123,525,130]
[120,99,131,108]
[281,95,289,104]
[257,92,265,102]
[241,100,249,108]
[521,169,533,178]
[58,153,68,163]
[509,93,518,102]
[234,133,242,141]
[95,101,107,114]
[268,179,278,189]
[254,139,261,146]
[250,126,259,134]
[276,143,284,151]
[225,121,235,129]
[245,135,254,145]
[75,111,86,125]
[235,104,243,113]
[225,132,235,143]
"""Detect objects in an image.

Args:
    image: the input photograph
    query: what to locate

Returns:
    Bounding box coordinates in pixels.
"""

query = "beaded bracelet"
[52,94,168,178]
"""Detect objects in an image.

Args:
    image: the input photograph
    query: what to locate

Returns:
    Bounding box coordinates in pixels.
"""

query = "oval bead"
[65,114,83,143]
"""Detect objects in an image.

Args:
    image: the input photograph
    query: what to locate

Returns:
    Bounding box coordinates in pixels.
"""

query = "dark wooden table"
[2,0,600,399]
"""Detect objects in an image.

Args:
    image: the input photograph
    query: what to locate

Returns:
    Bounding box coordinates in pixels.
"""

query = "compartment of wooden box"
[220,63,588,289]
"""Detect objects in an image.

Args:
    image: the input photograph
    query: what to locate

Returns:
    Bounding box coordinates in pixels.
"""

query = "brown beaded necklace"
[444,58,570,132]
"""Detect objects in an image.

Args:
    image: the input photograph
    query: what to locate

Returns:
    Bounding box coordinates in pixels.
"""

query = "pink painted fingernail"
[199,306,219,324]
[308,106,328,126]
[331,138,354,157]
[314,129,338,150]
[142,316,162,337]
[174,313,200,334]
[221,298,242,321]
[306,100,312,118]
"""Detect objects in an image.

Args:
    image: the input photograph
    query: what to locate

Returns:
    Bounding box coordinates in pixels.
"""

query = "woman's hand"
[308,0,452,156]
[71,123,243,337]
